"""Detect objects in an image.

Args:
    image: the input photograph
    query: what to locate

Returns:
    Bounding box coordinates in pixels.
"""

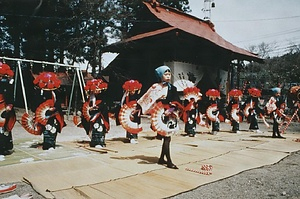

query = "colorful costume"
[279,86,300,133]
[265,87,286,138]
[182,87,202,137]
[205,89,222,135]
[137,65,182,169]
[288,86,300,121]
[244,88,269,133]
[119,80,142,143]
[0,62,16,155]
[74,78,110,147]
[227,89,243,133]
[21,72,65,150]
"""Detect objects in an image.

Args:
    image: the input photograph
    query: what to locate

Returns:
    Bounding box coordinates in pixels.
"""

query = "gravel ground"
[170,150,300,199]
[1,150,299,199]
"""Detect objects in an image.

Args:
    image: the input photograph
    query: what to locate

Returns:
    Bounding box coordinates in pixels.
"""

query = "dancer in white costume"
[138,65,182,169]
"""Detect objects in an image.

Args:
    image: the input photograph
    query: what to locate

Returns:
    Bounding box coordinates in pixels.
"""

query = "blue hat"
[155,65,170,80]
[271,87,281,94]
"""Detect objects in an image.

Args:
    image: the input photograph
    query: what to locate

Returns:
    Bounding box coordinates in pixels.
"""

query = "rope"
[185,164,213,175]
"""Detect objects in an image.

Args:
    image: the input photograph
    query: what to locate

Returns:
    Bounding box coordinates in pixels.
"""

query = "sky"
[102,0,300,67]
[188,0,300,57]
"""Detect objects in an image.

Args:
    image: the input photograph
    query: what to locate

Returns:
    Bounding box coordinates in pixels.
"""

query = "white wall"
[165,61,204,91]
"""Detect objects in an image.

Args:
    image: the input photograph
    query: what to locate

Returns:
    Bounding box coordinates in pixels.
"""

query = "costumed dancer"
[0,62,16,155]
[137,65,182,169]
[265,87,286,138]
[21,72,65,150]
[287,85,300,121]
[244,87,269,133]
[182,87,203,137]
[74,78,110,147]
[279,85,300,134]
[205,89,223,135]
[227,89,243,133]
[118,80,142,144]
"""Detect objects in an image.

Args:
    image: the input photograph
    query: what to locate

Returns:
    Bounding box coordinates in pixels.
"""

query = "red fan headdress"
[248,87,261,97]
[183,86,202,101]
[33,72,61,90]
[228,89,243,97]
[205,89,220,99]
[0,63,14,78]
[122,80,142,92]
[84,79,108,94]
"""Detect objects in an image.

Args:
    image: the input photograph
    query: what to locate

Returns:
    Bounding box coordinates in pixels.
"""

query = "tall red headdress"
[248,88,261,97]
[0,63,14,78]
[33,72,61,90]
[206,89,220,99]
[183,86,202,101]
[122,80,142,92]
[228,89,243,97]
[84,79,108,94]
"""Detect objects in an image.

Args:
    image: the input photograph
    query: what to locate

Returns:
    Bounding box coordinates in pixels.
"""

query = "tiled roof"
[143,2,260,60]
[104,1,262,63]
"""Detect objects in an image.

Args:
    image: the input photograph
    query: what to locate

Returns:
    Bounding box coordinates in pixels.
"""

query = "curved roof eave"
[143,1,263,63]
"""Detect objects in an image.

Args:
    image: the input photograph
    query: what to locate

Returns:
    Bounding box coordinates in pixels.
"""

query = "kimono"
[0,76,16,154]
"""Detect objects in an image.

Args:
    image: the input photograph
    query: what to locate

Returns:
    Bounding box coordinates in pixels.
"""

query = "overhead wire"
[215,15,300,22]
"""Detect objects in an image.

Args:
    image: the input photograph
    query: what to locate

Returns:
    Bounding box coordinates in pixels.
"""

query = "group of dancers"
[1,62,299,169]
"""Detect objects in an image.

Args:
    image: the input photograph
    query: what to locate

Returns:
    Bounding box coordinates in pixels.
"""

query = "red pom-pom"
[34,72,61,90]
[228,89,243,97]
[0,63,14,78]
[248,88,261,97]
[85,79,108,93]
[205,89,220,97]
[122,80,142,92]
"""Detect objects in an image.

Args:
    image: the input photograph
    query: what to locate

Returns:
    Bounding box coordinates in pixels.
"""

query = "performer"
[182,87,202,137]
[279,86,300,134]
[137,65,182,169]
[288,85,300,121]
[244,88,268,133]
[74,78,110,148]
[0,62,16,155]
[21,72,65,150]
[119,80,142,144]
[227,89,243,133]
[204,89,223,135]
[265,87,286,138]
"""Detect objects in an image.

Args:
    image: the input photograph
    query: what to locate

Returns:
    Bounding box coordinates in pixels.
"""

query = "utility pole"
[202,0,215,20]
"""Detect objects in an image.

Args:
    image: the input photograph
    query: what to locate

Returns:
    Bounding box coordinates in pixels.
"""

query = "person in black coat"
[227,89,243,133]
[182,87,202,137]
[80,78,110,147]
[32,72,66,150]
[0,63,16,155]
[244,88,265,133]
[119,80,142,144]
